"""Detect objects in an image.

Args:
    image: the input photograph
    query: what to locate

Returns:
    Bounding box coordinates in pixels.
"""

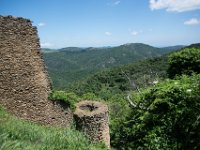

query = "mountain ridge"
[43,43,183,89]
[42,43,184,53]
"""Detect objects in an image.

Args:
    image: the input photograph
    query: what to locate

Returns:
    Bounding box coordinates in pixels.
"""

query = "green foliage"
[68,56,169,98]
[168,48,200,78]
[112,74,200,149]
[48,90,132,149]
[49,91,104,110]
[43,43,177,89]
[1,44,199,149]
[47,45,200,149]
[49,91,80,110]
[0,107,106,150]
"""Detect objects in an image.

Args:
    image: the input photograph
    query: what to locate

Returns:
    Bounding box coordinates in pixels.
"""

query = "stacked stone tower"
[0,16,72,126]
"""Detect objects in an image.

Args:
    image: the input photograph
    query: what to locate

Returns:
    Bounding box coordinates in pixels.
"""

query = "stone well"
[74,100,110,149]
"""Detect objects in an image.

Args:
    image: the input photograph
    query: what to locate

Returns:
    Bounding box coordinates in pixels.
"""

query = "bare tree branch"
[121,70,140,92]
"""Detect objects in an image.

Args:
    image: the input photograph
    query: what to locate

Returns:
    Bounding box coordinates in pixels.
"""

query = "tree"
[167,48,200,78]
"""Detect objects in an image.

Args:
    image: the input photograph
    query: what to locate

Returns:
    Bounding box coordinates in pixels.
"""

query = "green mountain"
[41,48,57,53]
[58,47,84,52]
[43,43,181,89]
[161,45,185,51]
[68,55,169,96]
[68,43,199,97]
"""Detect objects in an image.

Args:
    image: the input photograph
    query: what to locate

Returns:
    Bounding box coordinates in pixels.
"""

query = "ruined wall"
[0,16,72,126]
[74,101,110,149]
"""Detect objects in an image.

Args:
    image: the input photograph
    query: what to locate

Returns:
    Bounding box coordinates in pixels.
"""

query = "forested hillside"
[50,44,200,149]
[68,56,169,96]
[66,43,199,101]
[43,43,181,89]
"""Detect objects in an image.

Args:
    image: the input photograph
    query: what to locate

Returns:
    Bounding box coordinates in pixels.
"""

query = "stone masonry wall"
[0,16,72,126]
[74,101,110,149]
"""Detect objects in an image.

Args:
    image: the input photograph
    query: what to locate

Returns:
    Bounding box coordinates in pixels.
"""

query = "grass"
[0,107,106,150]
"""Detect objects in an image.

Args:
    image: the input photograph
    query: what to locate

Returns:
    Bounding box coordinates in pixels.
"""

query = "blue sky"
[0,0,200,48]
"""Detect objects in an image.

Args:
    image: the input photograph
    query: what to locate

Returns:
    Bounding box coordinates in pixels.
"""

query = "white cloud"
[41,42,53,48]
[131,31,139,36]
[114,1,121,5]
[150,0,200,12]
[38,22,46,27]
[107,1,121,6]
[184,18,200,25]
[130,29,144,36]
[105,32,112,36]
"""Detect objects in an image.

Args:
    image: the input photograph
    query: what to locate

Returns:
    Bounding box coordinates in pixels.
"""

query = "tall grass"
[0,107,105,150]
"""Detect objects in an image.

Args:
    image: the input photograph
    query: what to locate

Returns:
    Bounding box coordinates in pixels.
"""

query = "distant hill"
[68,56,169,96]
[67,43,199,96]
[162,45,185,51]
[185,43,200,48]
[43,43,182,89]
[58,47,84,52]
[41,48,57,53]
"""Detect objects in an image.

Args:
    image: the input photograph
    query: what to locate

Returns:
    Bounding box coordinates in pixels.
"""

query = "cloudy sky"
[0,0,200,48]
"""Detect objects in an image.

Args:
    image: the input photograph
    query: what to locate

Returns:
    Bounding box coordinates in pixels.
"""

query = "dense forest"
[49,43,200,149]
[43,43,182,89]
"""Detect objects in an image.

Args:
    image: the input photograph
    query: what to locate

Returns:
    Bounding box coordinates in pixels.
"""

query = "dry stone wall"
[74,100,110,149]
[0,16,72,126]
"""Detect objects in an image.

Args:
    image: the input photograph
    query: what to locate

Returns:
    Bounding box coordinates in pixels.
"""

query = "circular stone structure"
[74,100,110,149]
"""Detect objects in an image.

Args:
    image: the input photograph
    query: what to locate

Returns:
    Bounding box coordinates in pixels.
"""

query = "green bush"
[49,91,104,110]
[168,48,200,78]
[49,91,80,110]
[112,74,200,149]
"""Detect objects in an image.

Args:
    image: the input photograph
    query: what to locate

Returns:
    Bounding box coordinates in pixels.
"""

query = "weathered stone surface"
[0,15,72,127]
[74,100,110,149]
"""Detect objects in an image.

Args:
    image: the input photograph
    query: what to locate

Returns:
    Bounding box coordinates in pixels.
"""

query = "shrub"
[168,48,200,78]
[112,74,200,149]
[49,91,80,110]
[49,91,104,110]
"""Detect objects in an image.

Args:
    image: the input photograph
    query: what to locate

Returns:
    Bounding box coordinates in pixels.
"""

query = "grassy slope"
[43,43,177,89]
[0,107,105,150]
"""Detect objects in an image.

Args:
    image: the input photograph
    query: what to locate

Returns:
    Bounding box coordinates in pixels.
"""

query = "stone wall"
[74,101,110,149]
[0,16,72,126]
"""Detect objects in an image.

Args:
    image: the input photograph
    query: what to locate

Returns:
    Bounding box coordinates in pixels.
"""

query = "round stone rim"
[74,100,108,117]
